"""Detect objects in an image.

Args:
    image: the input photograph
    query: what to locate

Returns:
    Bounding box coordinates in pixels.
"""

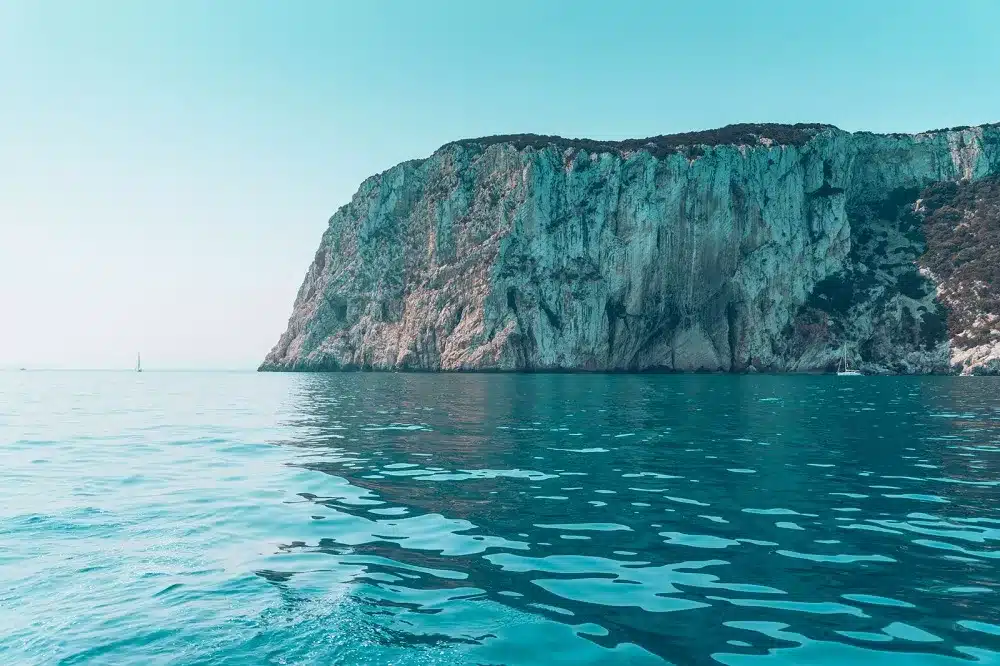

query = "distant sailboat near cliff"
[136,353,142,373]
[837,345,861,376]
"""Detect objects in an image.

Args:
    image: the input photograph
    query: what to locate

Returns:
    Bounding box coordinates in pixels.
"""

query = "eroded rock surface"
[261,123,1000,374]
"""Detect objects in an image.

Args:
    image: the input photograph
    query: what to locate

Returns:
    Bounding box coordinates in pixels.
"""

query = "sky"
[1,0,998,370]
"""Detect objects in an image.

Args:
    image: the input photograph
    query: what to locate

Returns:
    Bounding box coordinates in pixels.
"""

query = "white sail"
[837,344,861,376]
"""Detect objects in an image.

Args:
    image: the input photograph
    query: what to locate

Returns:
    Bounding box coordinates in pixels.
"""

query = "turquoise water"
[1,372,999,665]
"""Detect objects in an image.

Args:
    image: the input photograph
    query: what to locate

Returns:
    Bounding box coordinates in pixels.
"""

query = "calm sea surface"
[1,372,998,665]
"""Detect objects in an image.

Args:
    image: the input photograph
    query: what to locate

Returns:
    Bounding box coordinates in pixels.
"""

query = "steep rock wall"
[261,124,1000,373]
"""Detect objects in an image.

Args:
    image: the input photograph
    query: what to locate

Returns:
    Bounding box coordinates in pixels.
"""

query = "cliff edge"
[261,122,1000,374]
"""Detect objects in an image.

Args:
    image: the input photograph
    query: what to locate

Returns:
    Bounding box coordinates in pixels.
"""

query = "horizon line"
[0,367,258,372]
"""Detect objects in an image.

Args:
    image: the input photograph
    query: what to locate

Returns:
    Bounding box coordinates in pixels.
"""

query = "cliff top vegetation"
[447,122,1000,160]
[445,123,836,159]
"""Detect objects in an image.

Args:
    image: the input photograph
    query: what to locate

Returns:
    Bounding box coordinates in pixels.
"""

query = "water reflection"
[270,374,1000,664]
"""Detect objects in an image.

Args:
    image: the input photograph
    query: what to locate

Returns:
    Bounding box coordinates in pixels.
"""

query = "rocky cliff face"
[261,123,1000,374]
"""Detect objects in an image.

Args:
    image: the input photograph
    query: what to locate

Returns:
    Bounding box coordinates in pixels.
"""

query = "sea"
[1,371,998,665]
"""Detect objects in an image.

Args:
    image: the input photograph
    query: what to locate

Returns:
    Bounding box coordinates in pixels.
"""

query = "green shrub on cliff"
[919,175,1000,347]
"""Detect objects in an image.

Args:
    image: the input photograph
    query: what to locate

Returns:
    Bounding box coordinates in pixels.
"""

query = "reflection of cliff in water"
[263,374,1000,662]
[925,380,1000,513]
[277,374,1000,523]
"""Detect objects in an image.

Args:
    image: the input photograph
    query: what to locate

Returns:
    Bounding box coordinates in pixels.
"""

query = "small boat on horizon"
[136,352,142,373]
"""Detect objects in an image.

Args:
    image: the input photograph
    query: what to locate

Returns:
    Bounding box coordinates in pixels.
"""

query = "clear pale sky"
[1,1,997,369]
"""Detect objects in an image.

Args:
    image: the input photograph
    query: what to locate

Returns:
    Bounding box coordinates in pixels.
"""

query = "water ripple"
[2,372,999,664]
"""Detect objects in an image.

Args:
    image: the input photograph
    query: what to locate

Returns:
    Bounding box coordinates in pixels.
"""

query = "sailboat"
[136,352,142,373]
[837,344,861,376]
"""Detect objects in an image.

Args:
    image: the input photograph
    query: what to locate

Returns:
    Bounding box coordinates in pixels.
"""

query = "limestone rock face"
[261,124,1000,373]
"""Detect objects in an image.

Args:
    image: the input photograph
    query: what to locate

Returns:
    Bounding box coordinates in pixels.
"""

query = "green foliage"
[685,145,706,160]
[923,125,972,133]
[919,175,1000,344]
[487,186,501,206]
[807,274,855,313]
[896,270,930,299]
[920,181,960,214]
[919,306,948,350]
[879,186,922,223]
[807,271,879,315]
[446,123,835,160]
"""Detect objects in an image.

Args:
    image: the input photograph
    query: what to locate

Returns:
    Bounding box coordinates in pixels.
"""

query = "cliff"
[261,123,1000,374]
